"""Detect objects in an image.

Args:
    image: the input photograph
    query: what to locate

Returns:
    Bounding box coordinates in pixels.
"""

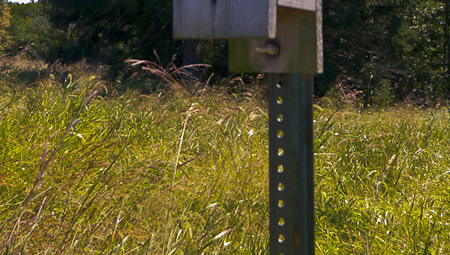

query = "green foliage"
[0,64,448,253]
[314,107,449,254]
[13,0,443,104]
[398,0,449,100]
[6,2,62,60]
[373,79,394,107]
[41,0,177,64]
[317,0,449,104]
[0,2,11,52]
[0,70,270,253]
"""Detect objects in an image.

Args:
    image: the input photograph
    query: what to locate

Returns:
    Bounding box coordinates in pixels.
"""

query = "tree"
[391,0,449,100]
[41,0,177,64]
[0,1,11,52]
[316,0,448,104]
[7,2,60,59]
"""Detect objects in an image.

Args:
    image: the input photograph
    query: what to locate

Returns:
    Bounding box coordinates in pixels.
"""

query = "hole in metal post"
[278,182,285,192]
[277,165,284,173]
[278,234,285,243]
[277,114,284,122]
[277,130,284,139]
[276,96,283,104]
[278,199,285,208]
[277,148,284,157]
[278,217,285,227]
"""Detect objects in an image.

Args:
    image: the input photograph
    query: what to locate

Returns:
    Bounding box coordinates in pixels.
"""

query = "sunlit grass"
[0,75,269,254]
[0,69,448,254]
[314,107,449,254]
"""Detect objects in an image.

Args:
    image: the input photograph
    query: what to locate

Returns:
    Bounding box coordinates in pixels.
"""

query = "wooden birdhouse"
[173,0,323,74]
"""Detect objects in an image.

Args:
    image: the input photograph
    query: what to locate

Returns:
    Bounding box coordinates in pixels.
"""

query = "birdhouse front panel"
[229,1,323,74]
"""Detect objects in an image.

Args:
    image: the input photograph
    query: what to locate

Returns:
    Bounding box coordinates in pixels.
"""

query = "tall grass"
[0,72,269,254]
[314,106,449,254]
[0,64,448,254]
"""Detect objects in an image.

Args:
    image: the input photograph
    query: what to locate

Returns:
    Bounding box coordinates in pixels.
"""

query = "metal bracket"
[256,41,280,56]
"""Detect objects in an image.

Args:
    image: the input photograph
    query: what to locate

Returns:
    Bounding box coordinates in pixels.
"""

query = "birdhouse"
[173,0,322,73]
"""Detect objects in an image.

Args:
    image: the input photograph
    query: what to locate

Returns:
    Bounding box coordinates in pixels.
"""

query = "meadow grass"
[314,105,449,254]
[0,67,448,254]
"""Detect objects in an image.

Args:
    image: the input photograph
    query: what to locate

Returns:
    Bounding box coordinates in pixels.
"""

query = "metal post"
[269,74,315,255]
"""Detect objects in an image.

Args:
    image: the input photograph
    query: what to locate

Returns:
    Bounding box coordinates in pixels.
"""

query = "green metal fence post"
[269,74,315,255]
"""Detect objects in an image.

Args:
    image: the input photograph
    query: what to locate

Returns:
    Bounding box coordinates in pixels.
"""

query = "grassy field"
[0,64,448,254]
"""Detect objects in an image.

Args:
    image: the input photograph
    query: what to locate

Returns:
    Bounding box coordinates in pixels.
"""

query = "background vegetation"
[1,0,449,104]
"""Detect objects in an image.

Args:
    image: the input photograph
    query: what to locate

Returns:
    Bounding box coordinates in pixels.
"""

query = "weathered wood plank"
[173,0,277,39]
[278,0,316,11]
[316,0,323,73]
[173,0,214,39]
